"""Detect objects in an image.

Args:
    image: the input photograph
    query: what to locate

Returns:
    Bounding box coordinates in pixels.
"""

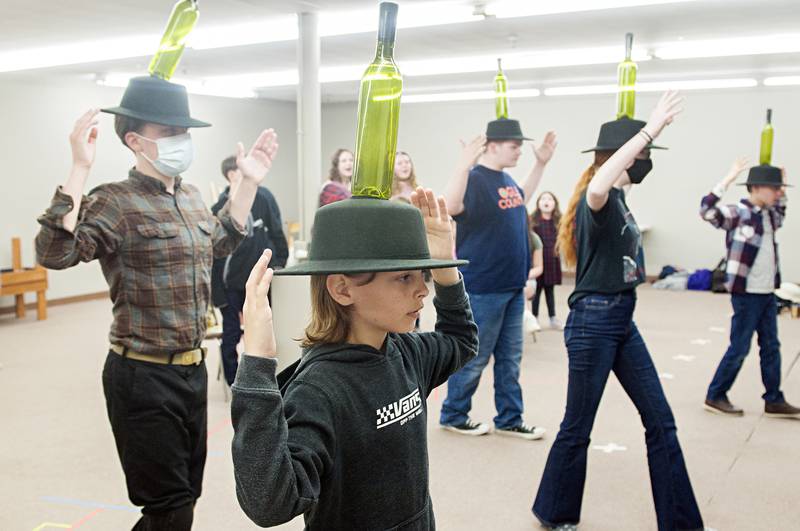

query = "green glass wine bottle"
[494,58,509,119]
[759,108,774,165]
[148,0,200,80]
[616,32,637,119]
[352,2,403,199]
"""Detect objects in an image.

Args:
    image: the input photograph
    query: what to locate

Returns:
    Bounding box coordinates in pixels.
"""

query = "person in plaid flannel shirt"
[700,157,799,419]
[35,76,279,530]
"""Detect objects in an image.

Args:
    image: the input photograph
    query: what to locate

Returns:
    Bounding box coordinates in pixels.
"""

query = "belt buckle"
[182,352,193,365]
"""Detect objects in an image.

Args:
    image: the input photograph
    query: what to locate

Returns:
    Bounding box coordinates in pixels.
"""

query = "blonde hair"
[301,273,375,348]
[557,151,613,268]
[392,151,419,197]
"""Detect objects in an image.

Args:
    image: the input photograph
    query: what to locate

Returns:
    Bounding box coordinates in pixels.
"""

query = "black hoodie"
[231,279,478,530]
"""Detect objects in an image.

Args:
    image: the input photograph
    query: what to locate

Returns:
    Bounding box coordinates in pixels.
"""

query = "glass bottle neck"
[375,39,395,60]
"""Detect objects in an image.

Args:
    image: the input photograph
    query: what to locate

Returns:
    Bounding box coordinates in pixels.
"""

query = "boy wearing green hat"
[701,159,799,418]
[35,76,278,529]
[438,118,557,439]
[231,189,478,529]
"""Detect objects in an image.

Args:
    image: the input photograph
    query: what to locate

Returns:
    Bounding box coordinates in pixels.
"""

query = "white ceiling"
[1,0,799,102]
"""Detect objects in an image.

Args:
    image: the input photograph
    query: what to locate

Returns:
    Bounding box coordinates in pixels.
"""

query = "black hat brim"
[581,144,667,153]
[736,182,792,187]
[275,258,468,276]
[101,106,211,128]
[487,135,534,141]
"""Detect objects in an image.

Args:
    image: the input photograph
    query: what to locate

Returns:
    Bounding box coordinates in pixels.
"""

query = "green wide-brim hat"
[275,197,467,276]
[101,75,211,128]
[486,118,533,141]
[582,117,666,153]
[739,164,791,187]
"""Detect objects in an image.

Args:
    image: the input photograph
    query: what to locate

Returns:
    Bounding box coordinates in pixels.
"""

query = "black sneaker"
[441,418,490,436]
[495,423,546,440]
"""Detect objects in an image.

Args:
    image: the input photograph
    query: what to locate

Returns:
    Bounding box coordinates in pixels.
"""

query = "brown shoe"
[704,398,744,416]
[765,401,800,419]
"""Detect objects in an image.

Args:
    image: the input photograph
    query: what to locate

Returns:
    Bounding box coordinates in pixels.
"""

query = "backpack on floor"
[687,269,712,291]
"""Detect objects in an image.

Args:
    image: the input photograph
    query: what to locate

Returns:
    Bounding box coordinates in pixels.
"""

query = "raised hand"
[645,90,684,139]
[458,134,486,170]
[70,108,100,169]
[533,131,558,165]
[237,129,279,184]
[410,187,454,261]
[242,250,277,358]
[723,156,750,187]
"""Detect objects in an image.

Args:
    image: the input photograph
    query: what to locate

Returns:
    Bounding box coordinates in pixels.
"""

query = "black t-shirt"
[569,187,645,307]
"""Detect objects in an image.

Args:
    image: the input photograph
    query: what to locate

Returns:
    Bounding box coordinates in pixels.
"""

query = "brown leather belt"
[110,344,205,366]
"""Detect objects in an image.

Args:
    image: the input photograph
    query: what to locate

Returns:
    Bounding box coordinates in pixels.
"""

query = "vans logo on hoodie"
[376,388,422,430]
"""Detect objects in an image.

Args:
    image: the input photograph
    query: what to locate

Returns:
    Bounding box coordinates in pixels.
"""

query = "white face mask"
[135,132,193,178]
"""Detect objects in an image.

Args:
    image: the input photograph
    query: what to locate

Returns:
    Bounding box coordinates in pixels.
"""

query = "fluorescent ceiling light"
[98,73,256,99]
[189,16,298,49]
[655,34,800,60]
[0,0,695,72]
[0,35,158,73]
[488,0,696,18]
[544,78,757,96]
[200,47,651,89]
[403,88,540,103]
[763,76,800,86]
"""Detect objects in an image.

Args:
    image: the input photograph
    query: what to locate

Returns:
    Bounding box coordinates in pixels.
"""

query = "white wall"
[0,78,297,304]
[322,86,800,281]
[3,80,798,309]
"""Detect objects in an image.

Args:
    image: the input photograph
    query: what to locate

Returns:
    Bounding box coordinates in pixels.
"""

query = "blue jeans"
[533,293,703,531]
[707,293,784,404]
[440,289,525,429]
[220,289,246,386]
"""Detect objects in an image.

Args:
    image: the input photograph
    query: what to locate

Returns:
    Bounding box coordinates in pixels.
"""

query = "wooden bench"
[0,238,48,320]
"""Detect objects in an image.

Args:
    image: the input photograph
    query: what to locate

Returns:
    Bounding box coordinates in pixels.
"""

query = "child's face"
[394,154,412,180]
[487,140,522,168]
[347,270,429,334]
[751,185,784,207]
[338,151,354,178]
[537,193,556,214]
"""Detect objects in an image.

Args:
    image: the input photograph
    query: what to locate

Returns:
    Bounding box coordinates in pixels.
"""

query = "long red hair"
[557,151,613,268]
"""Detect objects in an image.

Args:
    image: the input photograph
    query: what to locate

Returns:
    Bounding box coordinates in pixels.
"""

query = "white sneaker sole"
[440,424,491,436]
[495,427,546,440]
[765,412,800,419]
[702,404,744,417]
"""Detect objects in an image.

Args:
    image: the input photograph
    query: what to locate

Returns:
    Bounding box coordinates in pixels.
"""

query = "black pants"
[102,351,208,530]
[532,283,556,318]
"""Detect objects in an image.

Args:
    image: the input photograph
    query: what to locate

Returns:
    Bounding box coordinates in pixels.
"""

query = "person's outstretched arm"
[36,109,123,269]
[406,189,478,393]
[443,135,485,216]
[587,91,683,211]
[700,157,749,231]
[521,131,557,203]
[231,250,335,526]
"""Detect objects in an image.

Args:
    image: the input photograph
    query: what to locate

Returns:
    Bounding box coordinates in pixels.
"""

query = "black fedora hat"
[276,197,467,276]
[101,75,211,128]
[739,164,791,187]
[582,116,665,153]
[486,118,533,141]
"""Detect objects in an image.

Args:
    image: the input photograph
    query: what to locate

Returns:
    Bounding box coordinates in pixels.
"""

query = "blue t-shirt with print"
[454,164,531,294]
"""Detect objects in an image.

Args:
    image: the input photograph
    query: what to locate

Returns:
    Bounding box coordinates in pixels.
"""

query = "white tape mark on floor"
[592,442,628,454]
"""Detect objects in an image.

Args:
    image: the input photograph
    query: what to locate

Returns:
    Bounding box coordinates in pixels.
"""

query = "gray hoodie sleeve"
[411,278,479,394]
[231,355,336,527]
